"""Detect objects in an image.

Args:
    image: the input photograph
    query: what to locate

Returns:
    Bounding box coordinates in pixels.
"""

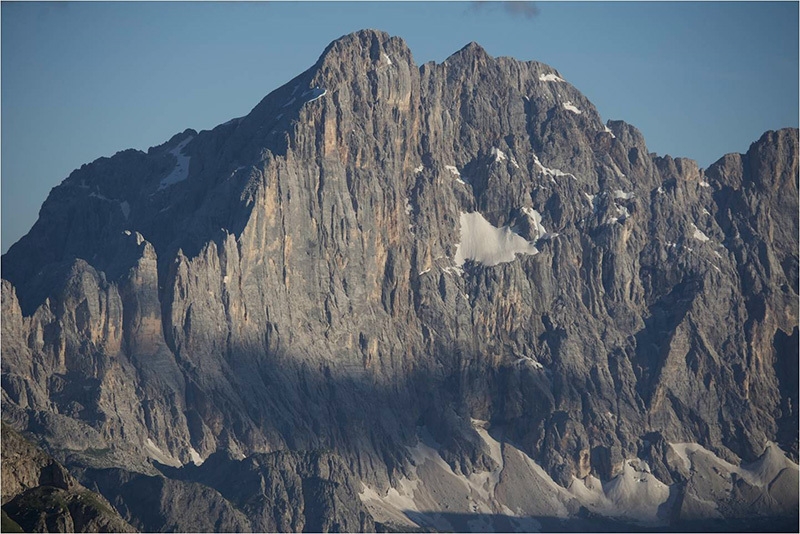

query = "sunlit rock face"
[2,29,797,532]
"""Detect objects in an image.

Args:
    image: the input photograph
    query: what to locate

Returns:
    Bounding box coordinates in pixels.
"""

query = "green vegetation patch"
[1,508,24,533]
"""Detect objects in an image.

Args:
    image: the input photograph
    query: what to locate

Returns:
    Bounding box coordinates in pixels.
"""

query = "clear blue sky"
[2,1,798,253]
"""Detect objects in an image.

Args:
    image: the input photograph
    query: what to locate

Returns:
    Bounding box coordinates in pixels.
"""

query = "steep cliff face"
[2,30,797,531]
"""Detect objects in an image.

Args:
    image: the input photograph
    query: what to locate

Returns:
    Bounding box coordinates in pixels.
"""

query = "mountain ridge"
[2,29,797,532]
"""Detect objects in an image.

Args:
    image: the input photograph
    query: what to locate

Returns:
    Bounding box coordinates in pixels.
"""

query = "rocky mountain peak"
[448,40,492,63]
[745,128,799,190]
[310,29,415,92]
[316,28,399,61]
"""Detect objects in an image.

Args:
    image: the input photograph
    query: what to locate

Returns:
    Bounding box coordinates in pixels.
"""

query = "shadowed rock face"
[74,450,374,533]
[1,423,135,533]
[2,29,798,531]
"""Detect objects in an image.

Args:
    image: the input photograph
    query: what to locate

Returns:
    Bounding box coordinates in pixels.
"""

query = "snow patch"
[563,101,582,114]
[533,154,574,180]
[539,72,565,82]
[119,201,130,220]
[699,180,710,188]
[516,356,544,370]
[453,212,538,267]
[282,97,296,108]
[584,192,598,211]
[522,207,558,240]
[613,190,634,200]
[405,198,413,215]
[89,192,112,201]
[303,87,327,103]
[442,265,464,276]
[158,136,194,190]
[616,204,631,219]
[445,165,466,184]
[383,53,392,65]
[690,223,710,242]
[607,203,630,224]
[489,147,519,168]
[657,186,665,195]
[604,125,616,138]
[414,164,424,173]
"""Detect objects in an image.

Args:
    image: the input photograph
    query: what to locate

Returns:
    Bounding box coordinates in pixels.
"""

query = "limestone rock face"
[2,30,797,530]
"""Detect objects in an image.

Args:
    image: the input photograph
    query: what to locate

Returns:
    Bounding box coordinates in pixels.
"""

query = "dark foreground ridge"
[1,423,135,532]
[2,29,798,532]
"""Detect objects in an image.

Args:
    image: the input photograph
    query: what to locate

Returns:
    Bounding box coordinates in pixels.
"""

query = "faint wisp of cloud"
[501,1,540,19]
[469,1,541,20]
[25,1,71,23]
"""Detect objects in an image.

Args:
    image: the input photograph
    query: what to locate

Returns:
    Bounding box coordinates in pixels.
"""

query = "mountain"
[2,29,797,532]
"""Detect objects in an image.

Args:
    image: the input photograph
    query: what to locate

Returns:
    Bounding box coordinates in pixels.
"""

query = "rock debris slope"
[2,29,798,531]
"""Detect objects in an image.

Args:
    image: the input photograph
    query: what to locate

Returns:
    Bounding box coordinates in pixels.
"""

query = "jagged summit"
[2,29,797,532]
[315,28,397,61]
[448,40,492,61]
[309,29,415,93]
[149,128,197,154]
[317,28,393,54]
